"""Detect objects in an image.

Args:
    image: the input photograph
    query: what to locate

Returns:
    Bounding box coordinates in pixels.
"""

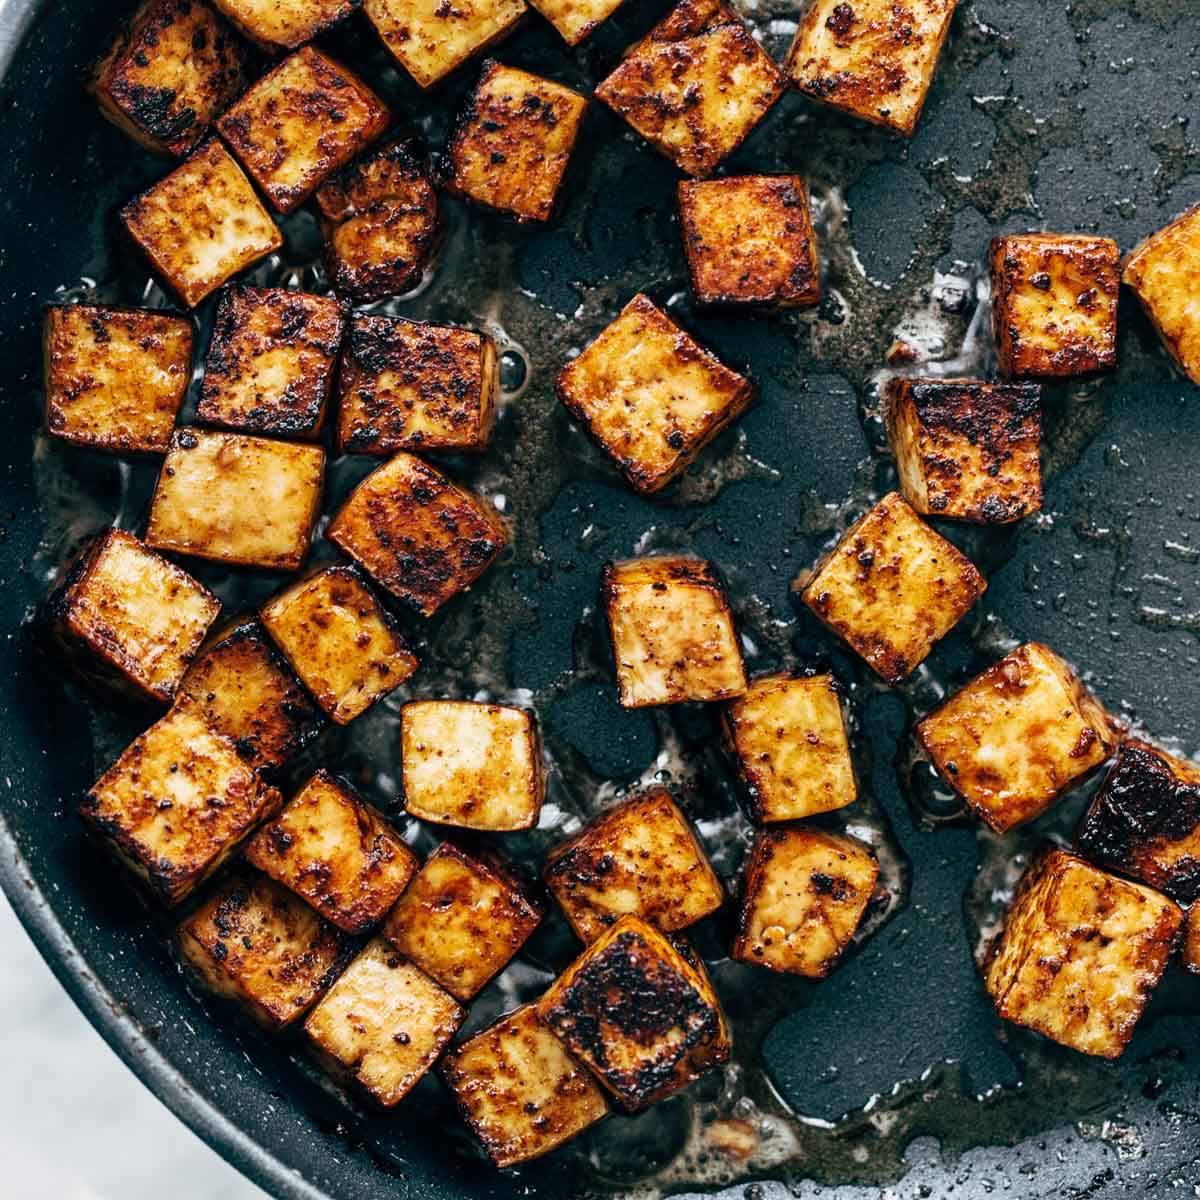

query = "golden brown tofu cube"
[217,47,389,214]
[146,429,325,571]
[245,770,419,933]
[595,0,784,178]
[984,849,1181,1059]
[304,938,464,1106]
[603,555,746,708]
[786,0,957,136]
[45,529,220,705]
[212,0,357,49]
[721,672,856,823]
[400,701,544,831]
[315,139,440,304]
[538,915,730,1110]
[442,1003,608,1167]
[558,294,755,495]
[917,642,1120,833]
[326,451,508,616]
[80,705,282,905]
[798,492,986,683]
[336,315,498,456]
[1121,204,1200,386]
[121,139,283,307]
[43,304,193,455]
[885,377,1042,524]
[197,287,345,439]
[382,842,543,999]
[1076,739,1200,904]
[260,565,417,725]
[732,827,878,978]
[527,0,627,44]
[990,234,1119,379]
[1184,906,1200,976]
[90,0,248,157]
[448,62,587,224]
[363,0,527,90]
[177,871,349,1029]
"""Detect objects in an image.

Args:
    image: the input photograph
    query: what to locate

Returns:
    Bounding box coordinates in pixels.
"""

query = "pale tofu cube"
[212,0,357,48]
[527,0,628,44]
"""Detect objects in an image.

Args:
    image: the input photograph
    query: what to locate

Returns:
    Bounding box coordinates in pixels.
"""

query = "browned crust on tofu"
[526,0,629,46]
[1184,906,1200,975]
[211,0,360,50]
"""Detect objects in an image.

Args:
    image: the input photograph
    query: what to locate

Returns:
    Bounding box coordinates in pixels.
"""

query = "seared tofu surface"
[1184,906,1200,976]
[212,0,358,48]
[527,0,628,45]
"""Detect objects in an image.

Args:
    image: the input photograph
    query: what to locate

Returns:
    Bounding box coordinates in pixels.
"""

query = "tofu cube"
[721,672,856,823]
[984,850,1181,1059]
[177,871,349,1030]
[90,0,248,157]
[1184,906,1200,976]
[1076,739,1200,904]
[557,294,755,495]
[732,827,878,977]
[400,701,544,831]
[80,704,283,905]
[679,175,821,309]
[382,842,543,999]
[245,770,419,933]
[990,234,1120,379]
[121,138,283,307]
[212,0,357,49]
[544,789,724,942]
[326,451,508,616]
[441,1003,608,1167]
[336,314,498,456]
[603,555,747,708]
[448,62,587,224]
[594,0,785,178]
[260,565,418,725]
[917,642,1120,833]
[1121,204,1200,385]
[315,139,440,304]
[43,303,192,455]
[786,0,957,136]
[45,529,220,705]
[216,47,389,214]
[538,915,731,1110]
[363,0,527,90]
[197,287,345,439]
[304,938,465,1107]
[798,491,987,683]
[146,429,325,571]
[527,0,627,44]
[885,377,1042,524]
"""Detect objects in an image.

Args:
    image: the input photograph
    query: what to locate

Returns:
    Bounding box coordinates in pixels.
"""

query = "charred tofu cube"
[121,139,283,307]
[304,938,465,1106]
[147,429,325,571]
[197,287,345,439]
[382,842,543,999]
[177,871,349,1029]
[603,555,746,708]
[260,565,417,725]
[917,642,1120,833]
[212,0,357,49]
[721,672,856,823]
[217,47,389,214]
[442,1003,608,1167]
[448,62,587,224]
[786,0,957,136]
[732,827,878,977]
[326,451,508,616]
[245,770,419,933]
[539,915,731,1110]
[400,701,544,831]
[80,705,282,905]
[990,234,1120,379]
[595,0,784,178]
[315,139,440,304]
[527,0,627,44]
[45,529,220,705]
[798,492,986,683]
[984,849,1181,1059]
[885,377,1042,524]
[90,0,248,157]
[558,294,754,495]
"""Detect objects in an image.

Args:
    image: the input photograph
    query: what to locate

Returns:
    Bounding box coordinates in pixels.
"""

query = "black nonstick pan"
[1,1,1199,1197]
